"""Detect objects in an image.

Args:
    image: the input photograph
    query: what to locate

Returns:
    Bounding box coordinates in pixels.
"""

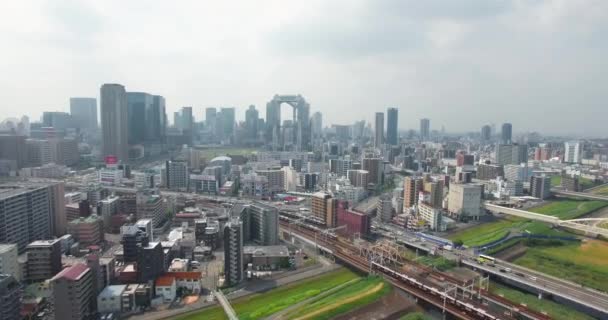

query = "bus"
[477,254,496,264]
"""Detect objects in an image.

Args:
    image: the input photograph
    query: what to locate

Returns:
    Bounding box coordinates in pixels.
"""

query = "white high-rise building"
[101,84,129,162]
[564,141,582,164]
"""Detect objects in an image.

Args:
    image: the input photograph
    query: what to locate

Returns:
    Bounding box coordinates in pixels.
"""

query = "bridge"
[214,290,238,320]
[553,189,608,201]
[483,203,608,237]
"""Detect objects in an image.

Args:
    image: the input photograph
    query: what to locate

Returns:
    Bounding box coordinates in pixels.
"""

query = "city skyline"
[1,1,607,136]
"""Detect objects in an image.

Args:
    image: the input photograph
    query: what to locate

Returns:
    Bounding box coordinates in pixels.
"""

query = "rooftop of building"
[0,181,55,200]
[210,156,232,162]
[27,239,61,248]
[165,271,202,280]
[52,263,89,281]
[244,245,290,257]
[155,275,176,287]
[68,214,102,225]
[98,285,127,298]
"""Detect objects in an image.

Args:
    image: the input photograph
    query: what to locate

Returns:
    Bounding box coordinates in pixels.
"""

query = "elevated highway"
[483,203,608,237]
[552,189,608,201]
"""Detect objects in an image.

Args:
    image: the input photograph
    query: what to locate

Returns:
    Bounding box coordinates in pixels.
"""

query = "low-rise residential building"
[97,285,127,314]
[155,276,176,302]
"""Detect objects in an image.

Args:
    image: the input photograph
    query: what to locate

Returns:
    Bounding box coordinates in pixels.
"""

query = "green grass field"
[490,283,594,320]
[194,147,258,159]
[449,217,526,247]
[551,175,595,190]
[550,175,562,187]
[514,240,608,292]
[174,268,360,320]
[285,276,390,320]
[400,312,431,320]
[591,185,608,196]
[417,256,457,271]
[528,199,608,220]
[450,199,608,247]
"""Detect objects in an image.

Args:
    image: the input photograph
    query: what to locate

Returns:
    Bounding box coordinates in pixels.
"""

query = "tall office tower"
[219,107,236,142]
[101,83,129,162]
[529,175,552,199]
[480,125,491,142]
[180,106,194,145]
[496,143,528,166]
[265,95,311,151]
[0,244,20,282]
[403,176,423,209]
[564,141,582,164]
[42,111,73,129]
[52,263,94,320]
[165,160,189,191]
[501,123,512,144]
[70,97,98,131]
[377,195,393,222]
[224,218,243,286]
[534,144,552,161]
[0,134,27,169]
[311,192,337,227]
[311,112,323,138]
[0,275,21,320]
[420,118,430,141]
[0,182,66,251]
[245,105,259,142]
[26,239,62,282]
[205,107,217,132]
[374,112,384,147]
[241,202,279,245]
[362,157,383,185]
[126,92,166,154]
[386,107,398,145]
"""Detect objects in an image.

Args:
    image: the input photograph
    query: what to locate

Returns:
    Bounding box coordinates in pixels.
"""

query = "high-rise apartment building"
[220,107,236,141]
[374,112,384,147]
[347,169,369,188]
[239,202,278,246]
[0,182,67,251]
[496,144,528,166]
[245,105,259,143]
[67,215,104,247]
[26,239,62,282]
[403,177,423,209]
[311,112,323,138]
[564,141,582,164]
[420,118,430,140]
[165,160,189,191]
[224,218,243,286]
[529,175,552,200]
[52,263,94,320]
[101,84,129,161]
[501,123,512,144]
[477,163,504,181]
[70,97,98,131]
[311,192,337,227]
[377,195,393,222]
[386,107,398,145]
[136,192,165,228]
[362,158,383,185]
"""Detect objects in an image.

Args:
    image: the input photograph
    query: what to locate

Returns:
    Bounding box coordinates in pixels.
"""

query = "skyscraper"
[501,123,512,144]
[219,107,235,142]
[386,107,398,145]
[101,84,129,161]
[481,125,491,142]
[311,112,322,138]
[245,105,259,142]
[180,106,194,145]
[420,118,430,141]
[374,112,384,148]
[403,176,423,209]
[126,92,166,153]
[70,97,98,131]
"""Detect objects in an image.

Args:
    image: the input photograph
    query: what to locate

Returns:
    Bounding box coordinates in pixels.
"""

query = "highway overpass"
[483,203,608,237]
[553,189,608,201]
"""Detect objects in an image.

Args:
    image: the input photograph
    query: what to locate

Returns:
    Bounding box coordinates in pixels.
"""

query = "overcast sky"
[1,0,607,137]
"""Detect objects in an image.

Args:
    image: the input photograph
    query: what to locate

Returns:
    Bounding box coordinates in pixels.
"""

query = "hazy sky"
[1,0,607,136]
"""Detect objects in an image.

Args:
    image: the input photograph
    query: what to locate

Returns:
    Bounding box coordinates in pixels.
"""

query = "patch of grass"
[528,199,608,220]
[449,217,525,247]
[400,313,431,320]
[194,147,258,159]
[485,238,522,255]
[591,185,608,196]
[550,175,562,187]
[490,283,594,320]
[175,268,360,320]
[514,241,608,292]
[417,256,457,271]
[286,276,390,320]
